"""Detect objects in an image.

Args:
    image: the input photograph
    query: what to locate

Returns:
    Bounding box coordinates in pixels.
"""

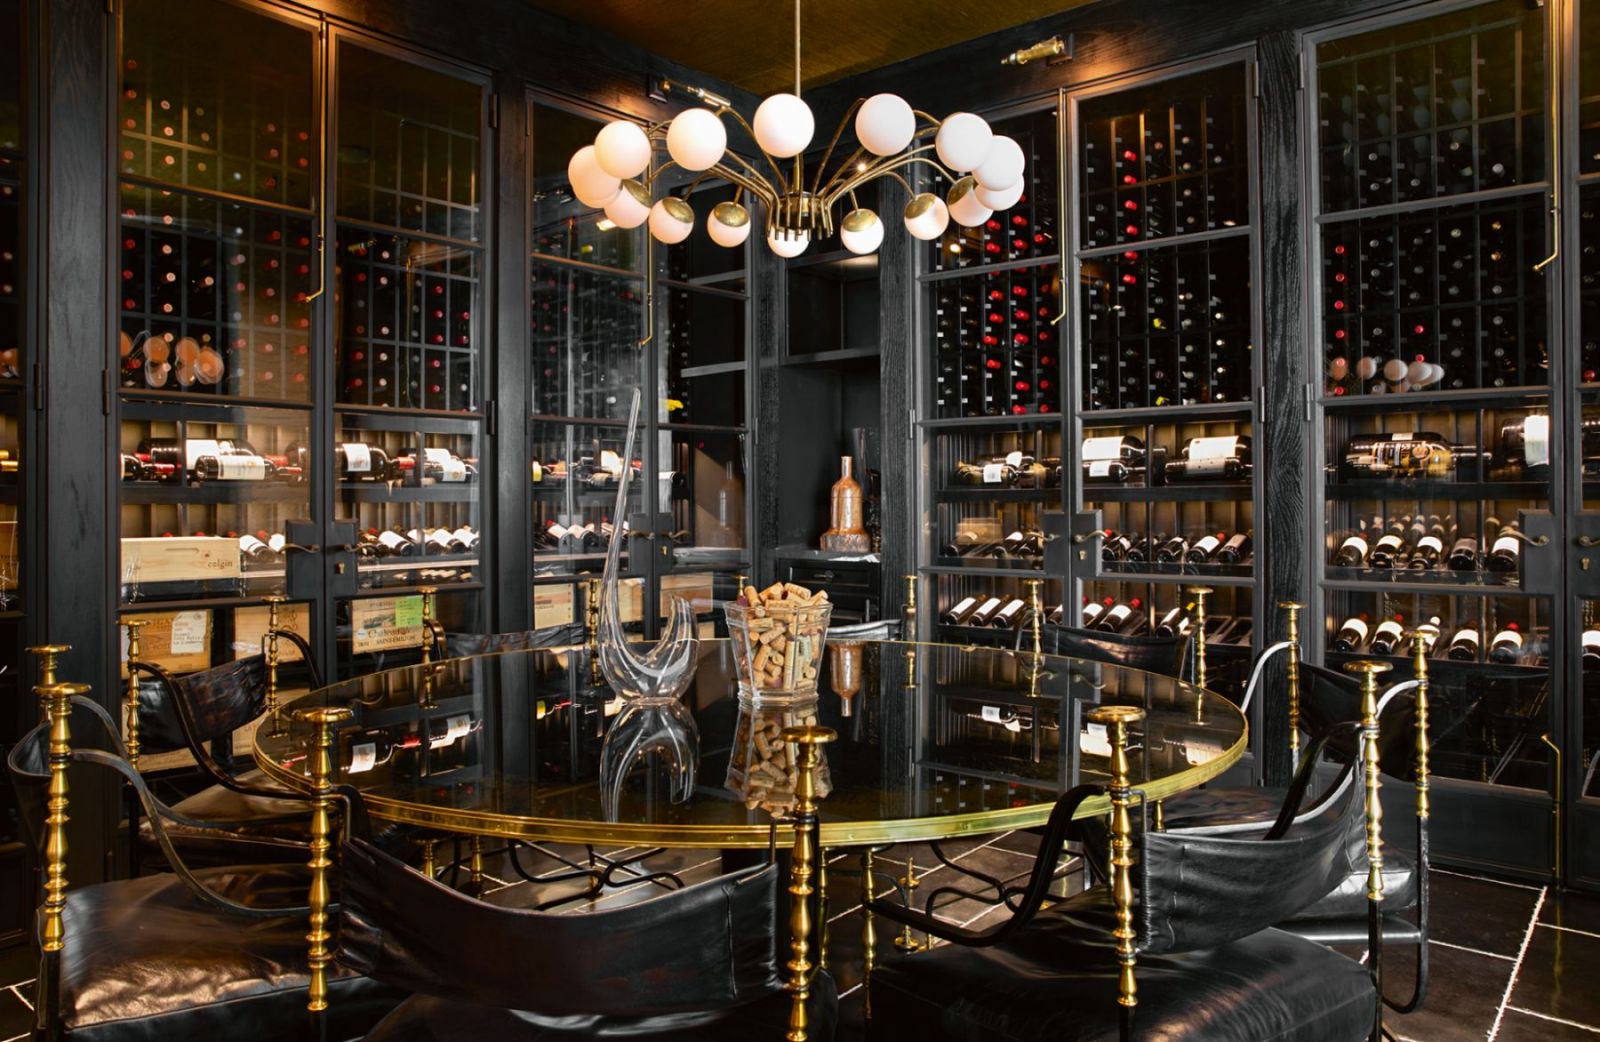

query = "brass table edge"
[252,707,1249,850]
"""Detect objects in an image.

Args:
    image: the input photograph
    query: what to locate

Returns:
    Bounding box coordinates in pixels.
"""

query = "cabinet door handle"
[1071,531,1103,545]
[1576,536,1600,548]
[281,542,321,554]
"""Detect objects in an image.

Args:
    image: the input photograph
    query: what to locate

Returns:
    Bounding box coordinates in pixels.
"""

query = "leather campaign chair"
[339,726,841,1042]
[441,622,590,659]
[865,698,1393,1042]
[8,682,401,1042]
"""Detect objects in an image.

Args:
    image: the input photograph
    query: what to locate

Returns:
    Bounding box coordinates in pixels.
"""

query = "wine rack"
[1062,60,1261,707]
[1310,0,1559,832]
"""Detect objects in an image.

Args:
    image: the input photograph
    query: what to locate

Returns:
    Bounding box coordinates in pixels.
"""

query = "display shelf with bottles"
[1078,580,1255,700]
[933,573,1063,648]
[1307,0,1555,824]
[530,419,638,576]
[929,422,1059,591]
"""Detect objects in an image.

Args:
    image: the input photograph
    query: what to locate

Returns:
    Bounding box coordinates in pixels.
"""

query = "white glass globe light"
[568,145,620,208]
[707,201,752,248]
[753,93,815,158]
[840,208,884,255]
[594,120,652,179]
[602,179,651,229]
[855,93,916,156]
[975,179,1025,211]
[903,193,950,240]
[935,112,993,172]
[766,228,810,258]
[666,108,727,172]
[648,197,695,244]
[947,177,993,228]
[973,135,1025,191]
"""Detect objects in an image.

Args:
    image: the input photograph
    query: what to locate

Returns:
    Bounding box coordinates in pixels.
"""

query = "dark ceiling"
[523,0,1097,96]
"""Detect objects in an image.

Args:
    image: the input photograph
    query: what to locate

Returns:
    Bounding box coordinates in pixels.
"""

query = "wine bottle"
[1186,532,1225,563]
[376,530,416,557]
[942,595,981,625]
[1329,613,1370,652]
[1488,622,1523,664]
[533,521,563,550]
[426,528,467,553]
[1046,604,1064,625]
[1102,530,1132,563]
[1097,597,1144,633]
[1369,615,1406,655]
[452,526,481,551]
[1332,531,1370,567]
[1124,535,1150,564]
[1164,435,1252,482]
[1583,627,1600,671]
[1446,622,1481,661]
[194,452,273,481]
[1414,615,1442,653]
[1340,432,1488,479]
[1000,530,1035,556]
[955,457,1018,486]
[991,598,1028,629]
[238,534,279,561]
[1486,527,1522,573]
[337,442,397,483]
[1446,536,1479,571]
[1154,601,1194,637]
[1081,435,1146,484]
[1155,534,1188,564]
[1216,531,1253,565]
[968,596,1006,626]
[1367,525,1408,569]
[1498,416,1552,480]
[1082,597,1114,627]
[1409,527,1445,570]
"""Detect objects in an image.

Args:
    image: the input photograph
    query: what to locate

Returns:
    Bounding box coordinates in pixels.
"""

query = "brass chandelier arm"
[822,148,957,208]
[705,161,780,211]
[809,98,868,196]
[715,105,793,194]
[813,146,870,201]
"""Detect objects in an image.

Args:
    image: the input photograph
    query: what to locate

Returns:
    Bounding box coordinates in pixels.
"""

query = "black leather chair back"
[443,623,589,659]
[1045,624,1191,679]
[338,835,783,1016]
[136,654,270,756]
[1137,756,1365,955]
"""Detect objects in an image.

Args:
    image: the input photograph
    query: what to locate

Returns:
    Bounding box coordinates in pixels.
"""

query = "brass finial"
[295,704,353,1012]
[781,725,836,1041]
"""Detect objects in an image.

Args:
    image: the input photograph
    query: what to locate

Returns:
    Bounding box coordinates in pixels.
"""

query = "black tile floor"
[0,838,1596,1041]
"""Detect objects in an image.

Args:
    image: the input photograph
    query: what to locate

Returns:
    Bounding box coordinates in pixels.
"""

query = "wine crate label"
[351,595,426,654]
[233,602,311,663]
[121,610,214,675]
[121,536,243,583]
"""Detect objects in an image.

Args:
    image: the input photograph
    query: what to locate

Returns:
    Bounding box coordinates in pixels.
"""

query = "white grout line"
[1487,885,1548,1041]
[1503,1006,1600,1035]
[1432,938,1517,962]
[1432,866,1546,892]
[7,983,32,1011]
[1538,921,1600,942]
[837,982,863,999]
[2,1034,27,1042]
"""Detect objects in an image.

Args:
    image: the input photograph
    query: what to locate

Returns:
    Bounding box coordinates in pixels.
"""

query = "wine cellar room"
[11,0,1600,927]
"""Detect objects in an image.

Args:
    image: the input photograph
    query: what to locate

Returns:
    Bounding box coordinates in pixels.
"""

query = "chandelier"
[565,0,1026,258]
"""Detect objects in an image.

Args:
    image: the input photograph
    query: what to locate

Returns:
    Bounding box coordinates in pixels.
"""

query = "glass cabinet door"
[331,37,488,678]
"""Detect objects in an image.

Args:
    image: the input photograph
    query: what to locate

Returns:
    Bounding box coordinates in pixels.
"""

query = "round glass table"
[253,638,1246,849]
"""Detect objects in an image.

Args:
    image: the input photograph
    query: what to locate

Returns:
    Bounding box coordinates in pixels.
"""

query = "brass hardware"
[1280,601,1303,768]
[1152,799,1165,832]
[1024,578,1044,658]
[123,619,150,768]
[735,574,748,598]
[903,574,918,624]
[1052,93,1068,326]
[1578,535,1600,548]
[335,562,346,575]
[280,542,321,554]
[1088,705,1145,1014]
[417,587,440,666]
[1413,633,1430,822]
[39,681,86,955]
[860,847,877,1017]
[1541,733,1562,885]
[653,78,733,111]
[817,849,830,971]
[1001,35,1070,66]
[263,594,288,717]
[419,837,437,880]
[1190,587,1213,691]
[585,578,603,684]
[1499,531,1550,547]
[27,643,71,691]
[895,854,924,952]
[1532,0,1561,273]
[1070,531,1104,545]
[1584,558,1592,571]
[781,725,836,1042]
[1343,660,1391,904]
[469,835,485,890]
[296,704,353,1013]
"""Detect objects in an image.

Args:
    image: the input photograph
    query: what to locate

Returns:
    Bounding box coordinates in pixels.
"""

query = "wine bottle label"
[184,438,222,471]
[377,531,410,550]
[350,742,378,774]
[1522,415,1550,469]
[1391,433,1415,441]
[1584,630,1600,654]
[239,535,268,555]
[215,456,267,480]
[428,530,458,550]
[1105,606,1131,626]
[342,442,373,473]
[1417,535,1443,553]
[1492,535,1520,555]
[546,523,569,540]
[430,713,472,749]
[425,447,469,482]
[1494,630,1524,649]
[972,596,1004,619]
[1339,535,1368,556]
[1187,435,1238,461]
[452,527,480,548]
[1088,460,1115,479]
[982,462,1005,483]
[1375,535,1404,552]
[1455,629,1479,646]
[1081,436,1124,460]
[980,705,1003,723]
[1375,620,1404,643]
[1179,457,1233,477]
[268,533,286,553]
[1342,618,1370,642]
[1004,450,1024,467]
[1192,535,1221,555]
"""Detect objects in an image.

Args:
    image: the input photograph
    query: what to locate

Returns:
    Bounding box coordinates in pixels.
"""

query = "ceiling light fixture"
[573,0,1025,258]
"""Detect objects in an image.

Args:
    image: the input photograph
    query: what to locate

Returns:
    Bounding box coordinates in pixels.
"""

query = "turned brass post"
[860,849,878,1018]
[470,835,485,890]
[1024,578,1044,658]
[817,851,830,972]
[296,704,352,1013]
[26,643,71,692]
[585,577,603,684]
[902,574,917,627]
[782,725,836,1042]
[263,594,288,716]
[1189,587,1212,691]
[419,837,437,880]
[417,587,439,665]
[39,681,86,955]
[1412,633,1430,822]
[894,854,924,952]
[1280,601,1303,769]
[1344,660,1392,904]
[122,619,149,769]
[1088,704,1144,1015]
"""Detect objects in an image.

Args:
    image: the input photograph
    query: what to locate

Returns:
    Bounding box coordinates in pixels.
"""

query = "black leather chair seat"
[57,865,402,1042]
[1160,785,1287,831]
[1287,846,1418,921]
[362,972,838,1041]
[136,772,312,867]
[871,888,1376,1042]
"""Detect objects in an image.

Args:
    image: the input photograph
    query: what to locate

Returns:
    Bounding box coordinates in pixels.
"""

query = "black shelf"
[930,557,1046,574]
[935,487,1060,503]
[530,485,636,506]
[1094,566,1257,587]
[782,347,880,368]
[1322,568,1524,591]
[1325,480,1548,502]
[338,483,480,503]
[120,481,310,504]
[1084,482,1254,503]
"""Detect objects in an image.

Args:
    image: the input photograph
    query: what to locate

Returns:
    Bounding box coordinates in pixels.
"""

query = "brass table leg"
[861,848,877,1018]
[420,837,437,880]
[895,854,924,952]
[817,850,830,972]
[470,835,485,891]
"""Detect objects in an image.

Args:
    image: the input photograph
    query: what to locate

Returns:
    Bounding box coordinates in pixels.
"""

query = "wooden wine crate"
[121,535,241,583]
[233,602,312,663]
[121,609,214,675]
